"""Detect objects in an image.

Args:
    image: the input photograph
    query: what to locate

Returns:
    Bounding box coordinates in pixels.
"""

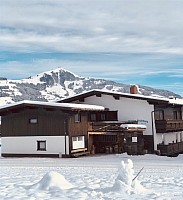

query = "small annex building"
[0,100,118,157]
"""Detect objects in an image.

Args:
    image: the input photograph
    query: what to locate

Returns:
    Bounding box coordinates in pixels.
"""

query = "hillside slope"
[0,67,181,105]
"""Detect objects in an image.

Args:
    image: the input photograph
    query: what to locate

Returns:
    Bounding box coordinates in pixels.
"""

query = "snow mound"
[113,159,146,194]
[29,171,74,191]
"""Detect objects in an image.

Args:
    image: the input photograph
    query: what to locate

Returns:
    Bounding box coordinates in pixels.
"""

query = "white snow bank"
[28,171,74,191]
[120,124,147,130]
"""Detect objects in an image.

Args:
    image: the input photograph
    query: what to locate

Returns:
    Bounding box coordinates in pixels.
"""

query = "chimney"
[130,85,138,94]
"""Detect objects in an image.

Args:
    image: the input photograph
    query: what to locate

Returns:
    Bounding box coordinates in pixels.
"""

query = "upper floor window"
[100,113,106,121]
[74,113,81,123]
[173,111,178,120]
[29,118,38,124]
[155,110,164,120]
[173,111,182,120]
[178,111,182,120]
[90,114,97,121]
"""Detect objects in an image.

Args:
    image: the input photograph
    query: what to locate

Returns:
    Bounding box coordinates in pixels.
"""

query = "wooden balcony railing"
[155,120,183,133]
[157,142,183,156]
[88,122,122,132]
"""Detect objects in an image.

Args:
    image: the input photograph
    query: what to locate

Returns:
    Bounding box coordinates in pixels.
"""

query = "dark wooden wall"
[67,112,89,150]
[143,135,154,153]
[155,106,182,120]
[67,113,88,136]
[1,108,67,137]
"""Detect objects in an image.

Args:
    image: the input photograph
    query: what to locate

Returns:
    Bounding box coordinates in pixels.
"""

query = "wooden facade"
[157,142,183,157]
[155,120,183,133]
[0,101,120,157]
[88,121,147,155]
[154,104,183,156]
[154,105,183,133]
[1,90,182,157]
[1,108,67,137]
[60,90,183,157]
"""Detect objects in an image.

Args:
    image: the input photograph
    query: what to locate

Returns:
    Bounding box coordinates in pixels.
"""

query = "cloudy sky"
[0,0,183,96]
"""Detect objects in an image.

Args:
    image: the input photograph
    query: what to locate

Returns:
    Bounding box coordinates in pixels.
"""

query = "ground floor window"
[37,140,46,151]
[72,136,85,149]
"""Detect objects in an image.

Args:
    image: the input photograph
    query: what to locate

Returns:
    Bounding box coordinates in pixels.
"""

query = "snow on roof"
[61,89,170,103]
[120,124,147,130]
[0,100,105,111]
[169,98,183,106]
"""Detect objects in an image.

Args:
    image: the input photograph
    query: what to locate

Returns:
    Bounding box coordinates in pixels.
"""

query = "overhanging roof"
[59,89,170,105]
[0,100,106,116]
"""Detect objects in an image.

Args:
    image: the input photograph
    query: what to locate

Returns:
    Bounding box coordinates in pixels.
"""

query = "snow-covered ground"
[1,147,183,199]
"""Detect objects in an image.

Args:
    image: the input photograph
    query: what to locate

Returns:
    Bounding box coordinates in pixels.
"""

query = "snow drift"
[28,171,74,191]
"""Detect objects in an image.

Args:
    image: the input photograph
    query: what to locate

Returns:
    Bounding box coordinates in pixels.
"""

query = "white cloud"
[1,0,183,53]
[0,0,183,96]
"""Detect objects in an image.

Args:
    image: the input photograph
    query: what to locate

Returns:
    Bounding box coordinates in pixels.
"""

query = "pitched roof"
[0,100,105,115]
[59,89,170,105]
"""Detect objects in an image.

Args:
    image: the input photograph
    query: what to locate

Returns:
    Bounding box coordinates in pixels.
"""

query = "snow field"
[1,153,183,199]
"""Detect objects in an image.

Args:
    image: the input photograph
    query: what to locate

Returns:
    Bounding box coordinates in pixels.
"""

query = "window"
[178,111,182,120]
[173,111,178,120]
[37,141,46,151]
[100,113,106,121]
[96,93,101,97]
[29,118,38,124]
[74,113,81,122]
[132,137,137,143]
[72,137,77,141]
[180,132,183,142]
[72,136,85,149]
[156,110,164,120]
[78,136,83,141]
[90,114,96,121]
[113,95,120,100]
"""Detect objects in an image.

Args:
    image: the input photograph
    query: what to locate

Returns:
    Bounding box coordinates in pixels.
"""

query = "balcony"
[155,119,183,133]
[88,122,122,133]
[157,142,183,156]
[88,122,146,134]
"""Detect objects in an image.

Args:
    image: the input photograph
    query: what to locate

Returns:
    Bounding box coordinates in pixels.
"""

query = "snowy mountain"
[0,67,181,105]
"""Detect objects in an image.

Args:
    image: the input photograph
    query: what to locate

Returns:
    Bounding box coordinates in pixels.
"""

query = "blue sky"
[0,0,183,96]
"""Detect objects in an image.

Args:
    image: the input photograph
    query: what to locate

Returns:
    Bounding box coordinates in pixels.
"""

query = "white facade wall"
[2,136,69,155]
[156,131,183,145]
[83,94,155,136]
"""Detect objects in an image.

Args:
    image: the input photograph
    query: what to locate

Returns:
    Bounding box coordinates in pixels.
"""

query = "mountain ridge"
[0,67,181,106]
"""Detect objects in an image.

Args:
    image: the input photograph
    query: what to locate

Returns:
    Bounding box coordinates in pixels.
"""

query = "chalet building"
[60,88,183,156]
[0,101,118,157]
[0,87,183,157]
